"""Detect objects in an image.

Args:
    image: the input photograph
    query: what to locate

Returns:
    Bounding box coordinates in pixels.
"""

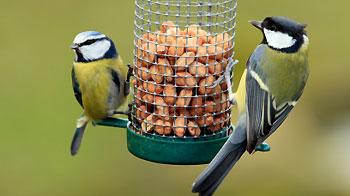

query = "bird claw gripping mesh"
[131,0,238,138]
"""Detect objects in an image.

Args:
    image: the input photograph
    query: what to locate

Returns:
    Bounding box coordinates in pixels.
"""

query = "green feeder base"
[126,124,231,165]
[96,118,270,165]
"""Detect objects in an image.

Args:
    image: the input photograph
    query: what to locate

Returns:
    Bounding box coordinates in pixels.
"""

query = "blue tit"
[70,31,130,156]
[192,16,309,196]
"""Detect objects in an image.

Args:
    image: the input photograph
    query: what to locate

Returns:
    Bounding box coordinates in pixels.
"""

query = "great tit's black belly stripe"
[71,68,83,108]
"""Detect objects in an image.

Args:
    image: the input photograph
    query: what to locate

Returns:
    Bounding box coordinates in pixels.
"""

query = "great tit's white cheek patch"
[263,28,296,49]
[80,39,111,61]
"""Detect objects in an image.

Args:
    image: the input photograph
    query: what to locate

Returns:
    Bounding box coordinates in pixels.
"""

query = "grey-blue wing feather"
[72,68,83,108]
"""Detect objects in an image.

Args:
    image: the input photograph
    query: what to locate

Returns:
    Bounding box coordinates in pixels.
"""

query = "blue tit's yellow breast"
[74,58,122,120]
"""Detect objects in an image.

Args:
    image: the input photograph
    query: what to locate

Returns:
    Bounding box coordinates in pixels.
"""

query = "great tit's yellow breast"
[74,59,121,120]
[264,44,309,105]
[235,70,247,113]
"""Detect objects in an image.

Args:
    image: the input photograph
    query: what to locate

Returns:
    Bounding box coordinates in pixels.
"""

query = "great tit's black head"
[250,16,308,53]
[71,31,118,63]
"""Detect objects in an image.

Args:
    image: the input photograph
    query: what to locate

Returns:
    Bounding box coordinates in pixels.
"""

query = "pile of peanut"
[133,21,233,137]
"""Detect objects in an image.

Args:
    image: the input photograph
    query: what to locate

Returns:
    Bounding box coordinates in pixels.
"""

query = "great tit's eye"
[270,24,278,31]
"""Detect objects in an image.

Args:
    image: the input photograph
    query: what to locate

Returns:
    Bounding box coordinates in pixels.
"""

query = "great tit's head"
[250,16,308,53]
[71,31,117,63]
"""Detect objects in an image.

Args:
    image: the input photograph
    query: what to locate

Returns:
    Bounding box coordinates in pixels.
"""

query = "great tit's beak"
[249,20,263,30]
[70,44,79,50]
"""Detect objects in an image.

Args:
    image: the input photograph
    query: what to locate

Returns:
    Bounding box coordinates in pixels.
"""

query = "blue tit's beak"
[249,20,263,30]
[70,44,79,50]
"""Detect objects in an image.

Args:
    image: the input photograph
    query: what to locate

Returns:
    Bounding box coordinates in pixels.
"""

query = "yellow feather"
[73,57,126,120]
[235,69,247,114]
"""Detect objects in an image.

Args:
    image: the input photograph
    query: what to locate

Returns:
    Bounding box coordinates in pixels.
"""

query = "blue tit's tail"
[71,115,89,156]
[192,114,247,196]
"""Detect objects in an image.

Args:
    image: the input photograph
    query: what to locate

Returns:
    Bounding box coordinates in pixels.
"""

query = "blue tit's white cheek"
[79,39,111,61]
[263,28,297,49]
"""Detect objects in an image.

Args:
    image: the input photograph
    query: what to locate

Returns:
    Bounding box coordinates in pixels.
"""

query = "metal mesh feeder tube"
[128,0,237,165]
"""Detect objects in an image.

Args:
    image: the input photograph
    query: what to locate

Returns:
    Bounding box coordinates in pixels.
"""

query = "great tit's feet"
[255,142,271,152]
[209,75,225,89]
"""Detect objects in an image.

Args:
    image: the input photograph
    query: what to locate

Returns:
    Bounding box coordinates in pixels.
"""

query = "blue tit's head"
[71,31,118,63]
[250,16,308,53]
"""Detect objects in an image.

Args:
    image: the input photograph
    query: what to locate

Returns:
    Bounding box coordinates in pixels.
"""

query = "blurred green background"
[1,0,350,195]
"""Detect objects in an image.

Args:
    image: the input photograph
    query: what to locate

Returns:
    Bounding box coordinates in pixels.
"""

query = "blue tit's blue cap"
[73,31,107,45]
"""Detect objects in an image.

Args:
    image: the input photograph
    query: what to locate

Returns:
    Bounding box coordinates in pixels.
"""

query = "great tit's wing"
[71,68,83,108]
[245,46,299,153]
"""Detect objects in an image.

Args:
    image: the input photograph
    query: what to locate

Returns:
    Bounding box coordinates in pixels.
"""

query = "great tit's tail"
[71,115,89,156]
[192,114,247,196]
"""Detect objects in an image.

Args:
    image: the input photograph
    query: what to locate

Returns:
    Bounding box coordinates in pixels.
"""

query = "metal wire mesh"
[131,0,237,138]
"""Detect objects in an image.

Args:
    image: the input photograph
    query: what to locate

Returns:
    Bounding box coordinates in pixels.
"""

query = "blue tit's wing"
[110,69,121,96]
[72,68,83,108]
[245,45,298,153]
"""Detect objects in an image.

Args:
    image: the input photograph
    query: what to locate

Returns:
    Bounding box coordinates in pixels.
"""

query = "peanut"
[175,52,195,71]
[136,105,149,121]
[204,100,216,113]
[142,94,155,104]
[197,114,214,127]
[174,116,186,137]
[157,58,174,82]
[154,96,169,116]
[143,81,163,94]
[149,65,163,84]
[186,37,204,53]
[161,21,176,33]
[156,44,167,55]
[188,121,201,137]
[207,59,223,75]
[142,33,157,42]
[167,37,185,57]
[198,75,215,95]
[163,85,176,105]
[209,33,232,51]
[141,42,156,63]
[135,86,145,106]
[210,116,225,133]
[176,88,193,107]
[155,119,173,135]
[141,114,156,133]
[136,67,152,81]
[189,97,204,116]
[188,62,207,77]
[176,72,197,87]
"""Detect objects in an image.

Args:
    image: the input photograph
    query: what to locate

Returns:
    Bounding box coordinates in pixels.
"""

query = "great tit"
[70,31,130,156]
[192,16,309,196]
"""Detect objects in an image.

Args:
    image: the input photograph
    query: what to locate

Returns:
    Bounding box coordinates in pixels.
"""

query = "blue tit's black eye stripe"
[79,38,105,47]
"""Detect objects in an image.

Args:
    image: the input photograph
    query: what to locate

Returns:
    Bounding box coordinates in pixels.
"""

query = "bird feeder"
[98,0,238,165]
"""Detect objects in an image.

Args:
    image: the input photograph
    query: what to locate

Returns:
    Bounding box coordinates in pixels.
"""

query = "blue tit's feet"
[255,142,271,152]
[124,64,133,95]
[113,110,130,116]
